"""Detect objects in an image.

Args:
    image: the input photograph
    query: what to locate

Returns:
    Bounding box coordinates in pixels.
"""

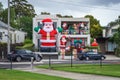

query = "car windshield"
[87,52,98,54]
[26,50,32,54]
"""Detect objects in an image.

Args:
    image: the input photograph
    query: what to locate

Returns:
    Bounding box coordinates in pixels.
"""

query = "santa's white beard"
[43,27,53,32]
[62,39,66,43]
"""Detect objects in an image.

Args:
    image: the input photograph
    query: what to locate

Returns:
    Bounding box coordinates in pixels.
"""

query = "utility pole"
[7,0,10,54]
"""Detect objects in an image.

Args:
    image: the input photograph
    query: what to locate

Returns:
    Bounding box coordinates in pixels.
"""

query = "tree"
[40,12,73,18]
[0,2,3,13]
[19,16,33,39]
[0,1,35,39]
[108,16,120,26]
[0,7,16,28]
[10,0,36,18]
[0,2,4,20]
[56,14,62,18]
[62,15,73,18]
[41,12,50,15]
[56,14,73,18]
[84,15,102,38]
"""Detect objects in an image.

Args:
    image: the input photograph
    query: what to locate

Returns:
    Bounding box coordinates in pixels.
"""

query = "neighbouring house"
[0,20,27,44]
[0,20,27,59]
[100,24,119,54]
[33,15,90,52]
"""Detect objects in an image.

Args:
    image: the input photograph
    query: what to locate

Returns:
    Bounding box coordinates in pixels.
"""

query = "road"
[0,59,120,69]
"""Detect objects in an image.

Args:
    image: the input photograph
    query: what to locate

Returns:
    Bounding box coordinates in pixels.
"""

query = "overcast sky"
[0,0,120,26]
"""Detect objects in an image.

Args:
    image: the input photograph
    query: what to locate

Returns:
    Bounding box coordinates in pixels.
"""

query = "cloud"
[89,3,120,26]
[0,0,120,26]
[89,0,120,6]
[27,0,120,26]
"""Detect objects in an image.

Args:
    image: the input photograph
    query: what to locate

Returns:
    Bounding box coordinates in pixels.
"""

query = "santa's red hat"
[42,18,52,23]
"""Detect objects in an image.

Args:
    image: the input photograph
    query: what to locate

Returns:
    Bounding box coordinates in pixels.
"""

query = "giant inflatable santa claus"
[34,18,61,52]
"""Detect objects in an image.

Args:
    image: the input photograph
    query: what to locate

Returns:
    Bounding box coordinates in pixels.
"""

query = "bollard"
[31,57,34,70]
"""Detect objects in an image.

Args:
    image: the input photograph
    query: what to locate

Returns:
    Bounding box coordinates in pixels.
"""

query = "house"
[33,15,90,52]
[0,20,26,44]
[101,24,119,54]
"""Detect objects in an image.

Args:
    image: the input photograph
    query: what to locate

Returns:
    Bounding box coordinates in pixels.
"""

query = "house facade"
[0,20,26,44]
[102,25,119,54]
[33,15,90,52]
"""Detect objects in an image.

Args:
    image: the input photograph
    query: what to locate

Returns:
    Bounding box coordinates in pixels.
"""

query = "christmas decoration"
[62,22,68,30]
[34,18,62,52]
[91,39,98,46]
[60,35,67,59]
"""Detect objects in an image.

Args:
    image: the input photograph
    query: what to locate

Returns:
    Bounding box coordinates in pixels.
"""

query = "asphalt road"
[0,59,120,69]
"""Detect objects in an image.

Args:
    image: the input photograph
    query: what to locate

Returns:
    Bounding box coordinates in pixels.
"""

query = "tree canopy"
[56,14,73,18]
[0,2,3,13]
[19,16,33,39]
[10,0,36,17]
[0,0,35,39]
[84,15,102,38]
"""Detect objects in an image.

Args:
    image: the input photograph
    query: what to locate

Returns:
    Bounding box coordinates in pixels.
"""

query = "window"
[88,52,97,54]
[0,32,2,40]
[16,50,25,54]
[112,29,117,34]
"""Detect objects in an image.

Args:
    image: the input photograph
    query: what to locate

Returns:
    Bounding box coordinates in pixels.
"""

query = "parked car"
[77,51,106,60]
[7,49,42,62]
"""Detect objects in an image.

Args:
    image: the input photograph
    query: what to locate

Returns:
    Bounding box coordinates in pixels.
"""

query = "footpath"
[15,67,120,80]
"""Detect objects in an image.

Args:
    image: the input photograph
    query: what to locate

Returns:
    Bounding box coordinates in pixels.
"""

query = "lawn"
[0,69,72,80]
[37,64,120,77]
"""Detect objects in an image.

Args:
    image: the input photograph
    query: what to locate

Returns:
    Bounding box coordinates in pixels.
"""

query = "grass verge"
[0,69,72,80]
[37,64,120,77]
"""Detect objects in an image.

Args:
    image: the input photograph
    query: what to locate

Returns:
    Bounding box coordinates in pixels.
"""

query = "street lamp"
[7,0,10,54]
[8,0,12,70]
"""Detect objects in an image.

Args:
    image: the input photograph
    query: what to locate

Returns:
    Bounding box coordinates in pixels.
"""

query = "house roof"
[0,20,15,31]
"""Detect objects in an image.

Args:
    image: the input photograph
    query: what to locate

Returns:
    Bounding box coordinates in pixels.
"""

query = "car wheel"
[36,56,42,62]
[16,56,22,62]
[86,57,89,60]
[101,56,105,60]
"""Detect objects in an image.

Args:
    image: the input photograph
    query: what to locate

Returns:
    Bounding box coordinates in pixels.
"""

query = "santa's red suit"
[38,29,57,47]
[60,40,66,49]
[60,36,67,49]
[60,36,67,59]
[37,18,58,52]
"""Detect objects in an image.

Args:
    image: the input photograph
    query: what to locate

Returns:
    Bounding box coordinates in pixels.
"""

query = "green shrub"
[16,43,34,51]
[115,48,120,57]
[15,39,34,50]
[0,42,7,46]
[24,39,32,44]
[84,46,101,52]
